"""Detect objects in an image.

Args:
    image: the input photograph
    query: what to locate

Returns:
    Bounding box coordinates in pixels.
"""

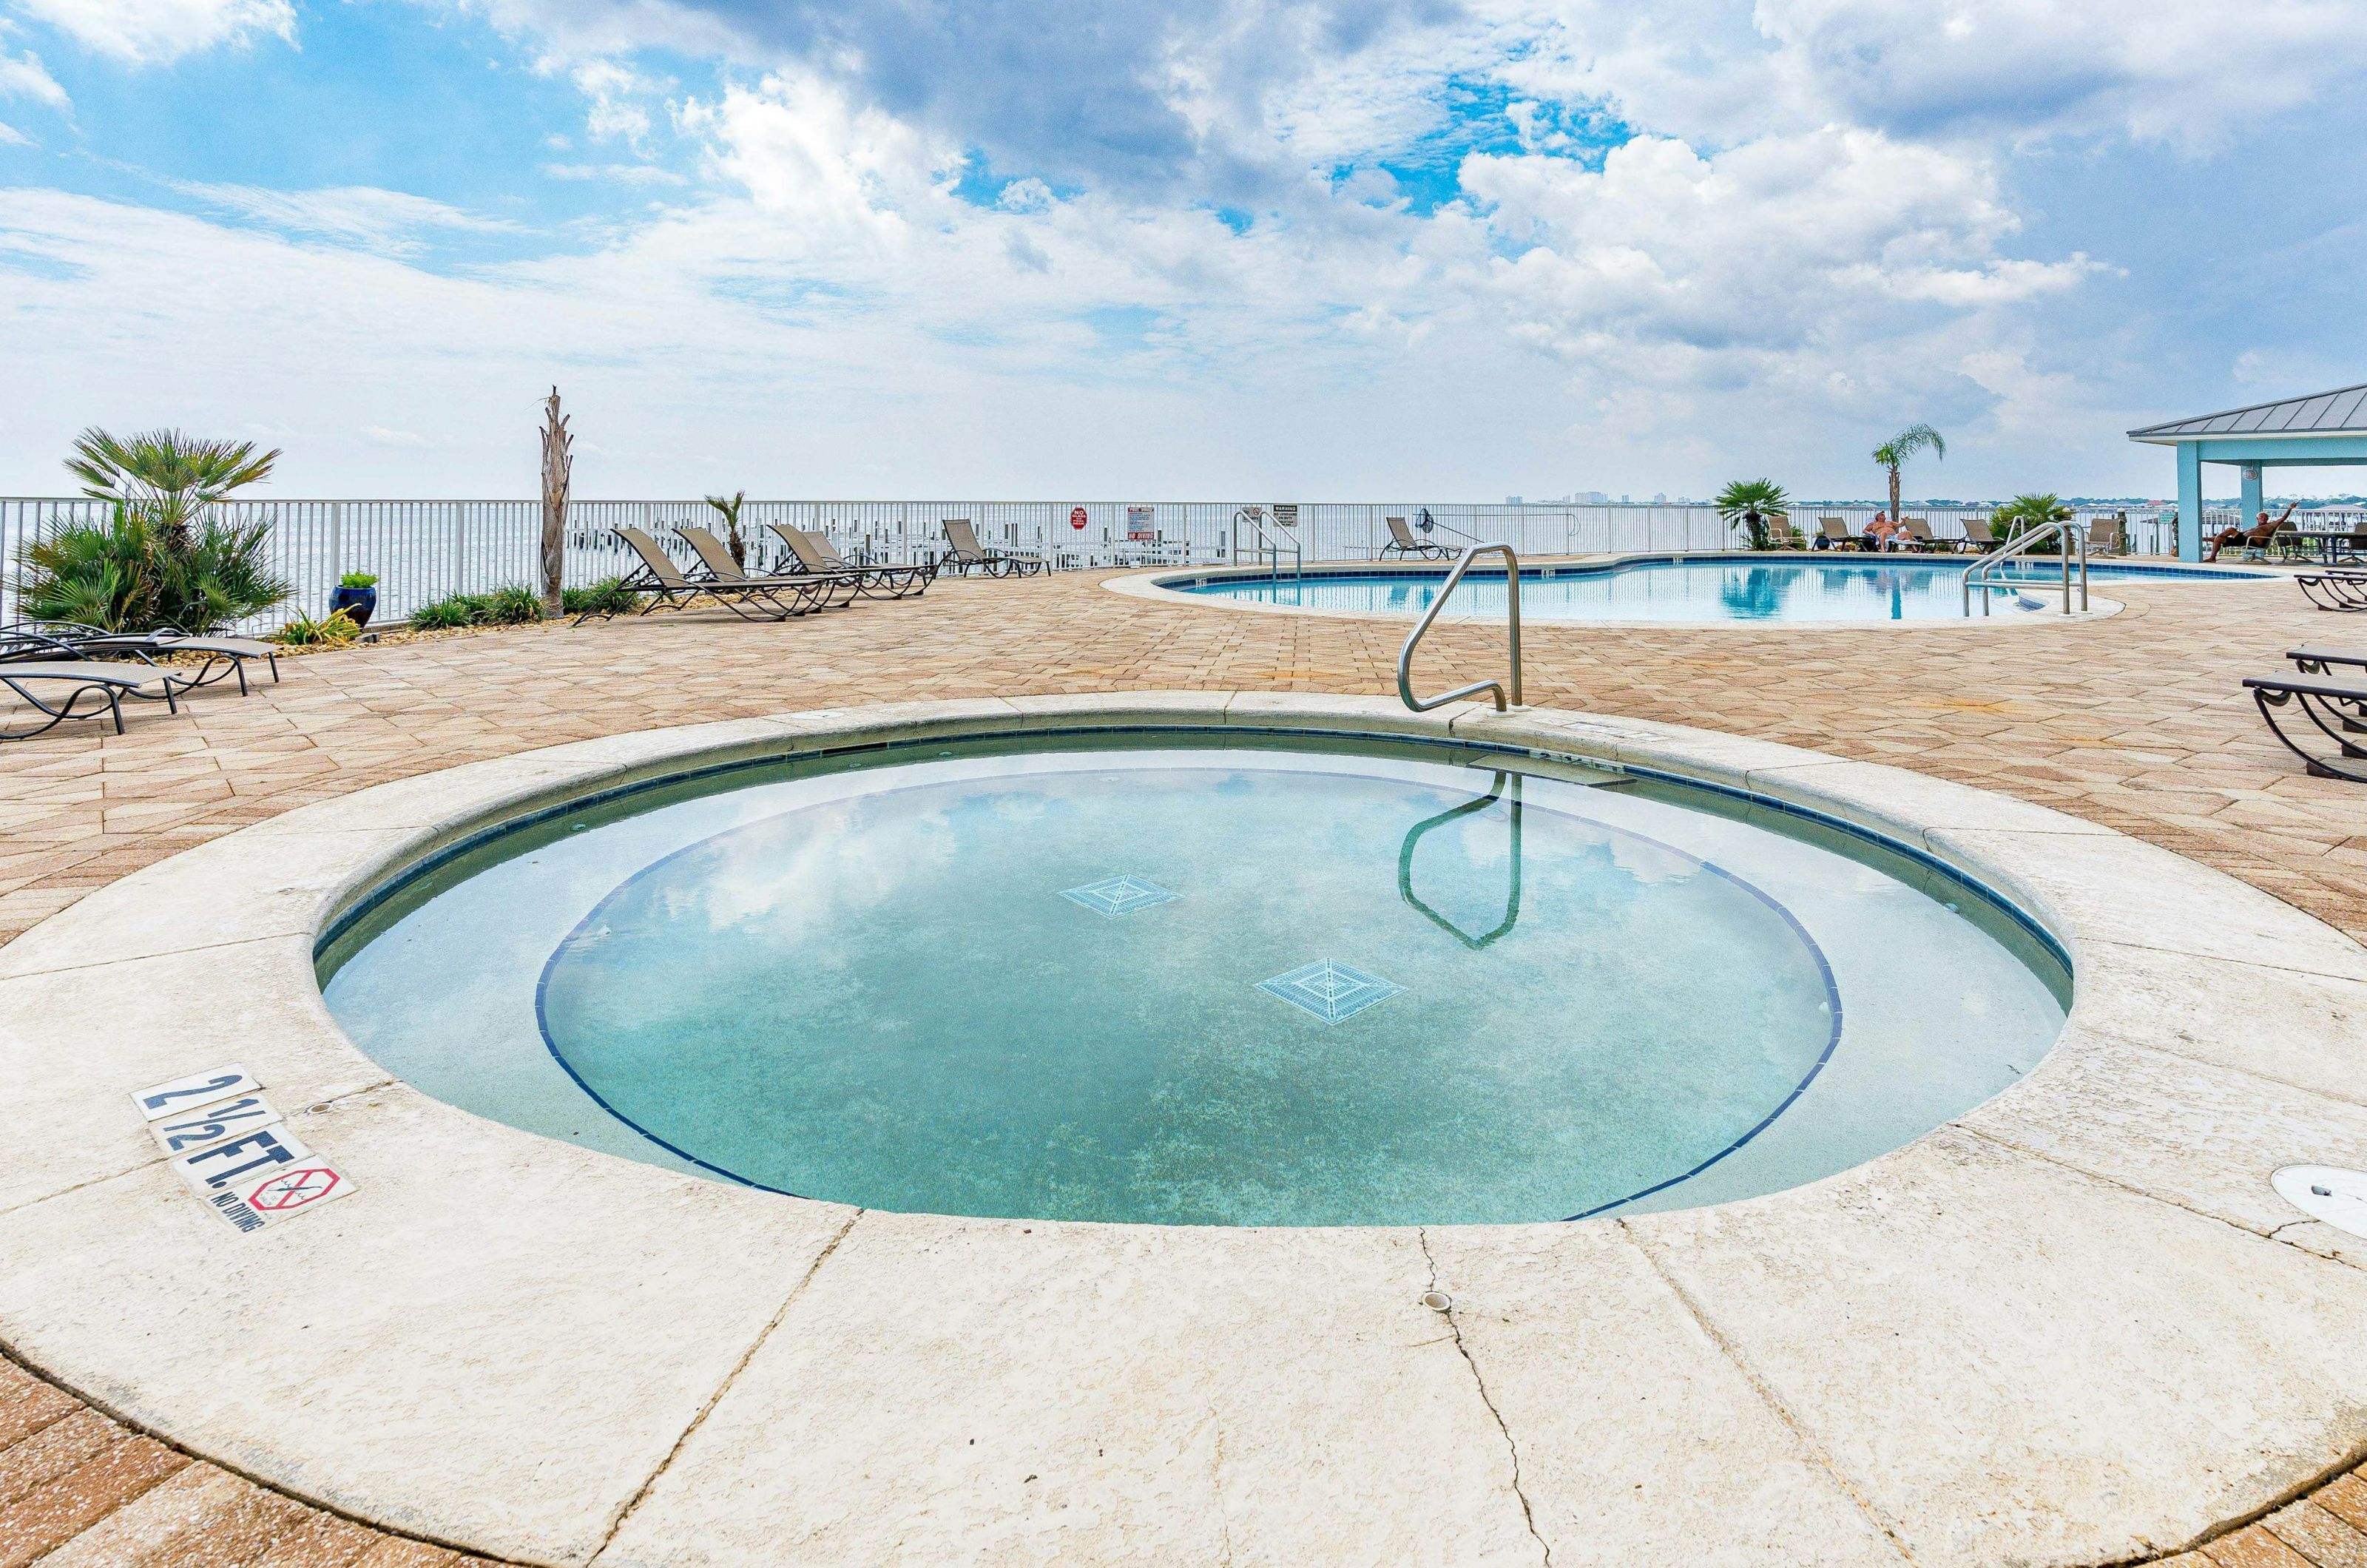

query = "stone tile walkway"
[1,567,2363,1566]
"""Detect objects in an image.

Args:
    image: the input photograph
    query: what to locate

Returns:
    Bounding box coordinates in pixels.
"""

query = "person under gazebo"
[2207,500,2297,561]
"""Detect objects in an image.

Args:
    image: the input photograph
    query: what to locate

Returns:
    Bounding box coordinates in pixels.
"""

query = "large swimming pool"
[320,729,2068,1227]
[1166,555,2258,622]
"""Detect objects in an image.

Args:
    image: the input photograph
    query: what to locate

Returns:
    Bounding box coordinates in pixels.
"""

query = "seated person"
[2208,501,2297,562]
[1860,512,1894,552]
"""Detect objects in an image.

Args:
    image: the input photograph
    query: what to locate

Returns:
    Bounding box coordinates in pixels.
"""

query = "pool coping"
[2,692,2364,1567]
[1105,551,2282,628]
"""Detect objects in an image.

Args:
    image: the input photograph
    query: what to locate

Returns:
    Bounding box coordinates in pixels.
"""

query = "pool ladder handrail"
[1229,505,1302,585]
[1399,542,1523,712]
[1963,520,2088,616]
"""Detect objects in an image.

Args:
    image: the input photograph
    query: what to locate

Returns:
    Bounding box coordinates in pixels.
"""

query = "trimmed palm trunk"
[539,388,573,618]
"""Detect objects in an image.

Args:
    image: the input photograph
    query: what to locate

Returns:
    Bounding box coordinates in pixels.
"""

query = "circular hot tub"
[319,728,2067,1226]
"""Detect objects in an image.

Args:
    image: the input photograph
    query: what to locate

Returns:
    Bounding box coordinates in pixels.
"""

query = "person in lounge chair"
[2210,501,2297,562]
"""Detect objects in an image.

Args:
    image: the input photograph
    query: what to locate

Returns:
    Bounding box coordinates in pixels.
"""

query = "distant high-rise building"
[1506,496,1522,504]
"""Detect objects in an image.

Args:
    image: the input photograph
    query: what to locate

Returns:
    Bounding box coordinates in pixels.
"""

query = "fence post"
[328,501,343,615]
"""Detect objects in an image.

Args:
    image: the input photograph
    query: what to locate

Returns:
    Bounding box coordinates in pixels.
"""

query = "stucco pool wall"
[1,692,2363,1568]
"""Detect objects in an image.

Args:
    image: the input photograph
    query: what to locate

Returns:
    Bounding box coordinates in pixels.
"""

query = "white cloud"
[168,181,521,254]
[0,47,67,107]
[0,118,27,143]
[1486,0,2367,153]
[11,0,294,64]
[7,0,2362,500]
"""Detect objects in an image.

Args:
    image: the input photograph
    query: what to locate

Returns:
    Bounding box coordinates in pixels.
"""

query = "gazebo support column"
[2240,463,2263,533]
[2178,442,2204,561]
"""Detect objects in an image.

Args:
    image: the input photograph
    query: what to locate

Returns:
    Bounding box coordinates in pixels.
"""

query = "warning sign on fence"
[1126,506,1155,541]
[1070,506,1090,530]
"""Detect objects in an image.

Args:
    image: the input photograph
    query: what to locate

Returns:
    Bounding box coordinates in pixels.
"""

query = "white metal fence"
[0,496,2286,632]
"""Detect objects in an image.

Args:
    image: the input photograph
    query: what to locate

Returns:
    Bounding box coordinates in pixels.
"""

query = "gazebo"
[2130,382,2367,560]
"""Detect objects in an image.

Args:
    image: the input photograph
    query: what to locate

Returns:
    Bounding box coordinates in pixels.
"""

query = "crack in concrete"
[1619,1222,1920,1566]
[1953,1122,2366,1274]
[1416,1227,1553,1568]
[589,1206,864,1563]
[0,1074,398,1223]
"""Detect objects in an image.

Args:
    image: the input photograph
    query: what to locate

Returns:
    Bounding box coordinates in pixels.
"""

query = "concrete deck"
[1,567,2364,1567]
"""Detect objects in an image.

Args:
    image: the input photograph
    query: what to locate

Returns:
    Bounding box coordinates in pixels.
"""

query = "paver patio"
[1,566,2363,1567]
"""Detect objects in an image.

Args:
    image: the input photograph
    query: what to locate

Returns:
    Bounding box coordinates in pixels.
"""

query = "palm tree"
[1871,425,1945,529]
[1990,493,2074,552]
[1714,479,1791,550]
[705,490,749,567]
[67,428,279,552]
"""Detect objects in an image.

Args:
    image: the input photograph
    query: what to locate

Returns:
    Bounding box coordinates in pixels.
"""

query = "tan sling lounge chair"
[1380,516,1448,559]
[678,527,857,611]
[940,518,1045,577]
[584,527,830,623]
[768,524,936,599]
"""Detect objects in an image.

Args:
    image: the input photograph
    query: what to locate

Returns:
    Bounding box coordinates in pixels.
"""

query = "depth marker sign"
[130,1065,357,1232]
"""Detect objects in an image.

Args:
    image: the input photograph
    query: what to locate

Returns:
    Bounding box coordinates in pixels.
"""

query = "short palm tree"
[24,428,290,633]
[1990,493,2074,552]
[705,490,749,567]
[67,428,279,552]
[1714,479,1791,550]
[1871,425,1945,527]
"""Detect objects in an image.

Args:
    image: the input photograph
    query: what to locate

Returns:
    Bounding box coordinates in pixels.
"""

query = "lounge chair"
[1957,516,2004,552]
[0,660,182,739]
[767,524,935,599]
[940,518,1044,578]
[2247,666,2367,781]
[1380,516,1448,560]
[2086,514,2127,557]
[1760,515,1803,549]
[2296,572,2367,612]
[2,621,280,695]
[1813,517,1861,551]
[586,528,825,624]
[678,527,856,612]
[1897,518,1948,553]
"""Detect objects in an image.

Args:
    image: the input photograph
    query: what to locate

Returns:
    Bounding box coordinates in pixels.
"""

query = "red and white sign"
[1070,506,1090,531]
[250,1166,342,1212]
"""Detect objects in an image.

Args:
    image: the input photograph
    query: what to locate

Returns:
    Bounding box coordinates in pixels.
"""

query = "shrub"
[560,576,643,618]
[1990,493,2075,554]
[273,609,362,646]
[24,428,293,634]
[20,503,291,635]
[480,585,545,624]
[338,571,379,589]
[408,594,481,630]
[407,584,550,630]
[1715,479,1792,550]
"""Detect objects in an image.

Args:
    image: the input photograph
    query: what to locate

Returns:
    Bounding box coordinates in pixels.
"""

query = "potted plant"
[329,571,379,628]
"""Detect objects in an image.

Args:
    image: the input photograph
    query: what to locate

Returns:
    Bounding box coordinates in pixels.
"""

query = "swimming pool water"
[320,731,2069,1226]
[1172,556,2255,622]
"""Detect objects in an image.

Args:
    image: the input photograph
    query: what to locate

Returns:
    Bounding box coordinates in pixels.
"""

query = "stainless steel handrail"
[1229,505,1302,585]
[1962,519,2089,616]
[1398,543,1523,712]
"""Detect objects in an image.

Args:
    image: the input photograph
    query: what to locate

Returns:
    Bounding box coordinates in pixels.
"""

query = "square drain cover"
[1061,875,1181,918]
[1257,960,1405,1024]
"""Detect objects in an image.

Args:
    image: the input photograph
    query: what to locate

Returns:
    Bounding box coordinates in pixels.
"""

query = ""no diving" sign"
[132,1065,357,1233]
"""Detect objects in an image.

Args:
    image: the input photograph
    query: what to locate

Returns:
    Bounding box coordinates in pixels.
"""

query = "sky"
[0,0,2363,501]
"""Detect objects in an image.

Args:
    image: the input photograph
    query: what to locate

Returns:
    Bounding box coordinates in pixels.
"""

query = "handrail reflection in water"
[1397,770,1523,950]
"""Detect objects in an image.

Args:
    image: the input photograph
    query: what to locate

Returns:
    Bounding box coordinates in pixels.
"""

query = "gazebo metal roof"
[2130,382,2367,442]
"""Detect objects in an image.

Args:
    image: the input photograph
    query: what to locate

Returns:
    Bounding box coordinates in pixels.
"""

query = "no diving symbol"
[250,1168,340,1212]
